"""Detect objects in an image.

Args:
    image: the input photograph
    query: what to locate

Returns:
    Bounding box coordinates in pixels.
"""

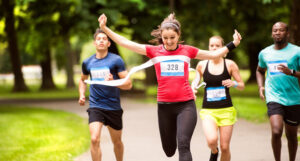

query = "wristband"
[233,81,238,88]
[226,41,236,51]
[291,69,296,76]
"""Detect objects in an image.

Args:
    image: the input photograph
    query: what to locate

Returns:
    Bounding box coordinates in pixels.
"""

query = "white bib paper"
[206,86,226,101]
[90,67,110,81]
[267,60,288,76]
[85,55,206,89]
[160,60,184,76]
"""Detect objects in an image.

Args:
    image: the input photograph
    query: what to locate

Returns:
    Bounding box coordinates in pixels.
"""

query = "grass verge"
[0,105,90,161]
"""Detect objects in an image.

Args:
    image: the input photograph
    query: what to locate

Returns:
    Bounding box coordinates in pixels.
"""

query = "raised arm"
[99,14,147,55]
[195,30,242,60]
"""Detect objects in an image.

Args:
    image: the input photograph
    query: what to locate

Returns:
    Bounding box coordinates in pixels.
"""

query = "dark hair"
[273,22,289,32]
[93,28,110,41]
[149,13,182,44]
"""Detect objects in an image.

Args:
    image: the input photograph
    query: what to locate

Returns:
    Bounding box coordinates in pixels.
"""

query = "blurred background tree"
[0,0,299,92]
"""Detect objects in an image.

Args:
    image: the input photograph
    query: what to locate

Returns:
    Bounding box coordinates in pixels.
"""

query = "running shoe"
[209,148,219,161]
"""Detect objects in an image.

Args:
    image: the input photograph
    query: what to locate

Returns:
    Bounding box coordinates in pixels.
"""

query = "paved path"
[13,98,299,161]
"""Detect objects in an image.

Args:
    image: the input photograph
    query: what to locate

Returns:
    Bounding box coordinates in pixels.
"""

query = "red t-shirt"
[146,44,199,102]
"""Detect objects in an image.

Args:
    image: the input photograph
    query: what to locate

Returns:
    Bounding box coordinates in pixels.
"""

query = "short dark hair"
[273,22,289,32]
[93,28,110,41]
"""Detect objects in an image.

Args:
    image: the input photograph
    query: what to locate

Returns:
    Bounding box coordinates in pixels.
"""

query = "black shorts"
[87,108,123,130]
[267,102,300,126]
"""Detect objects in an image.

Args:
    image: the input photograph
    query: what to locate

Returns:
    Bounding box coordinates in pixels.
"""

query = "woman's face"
[209,37,223,51]
[161,29,180,50]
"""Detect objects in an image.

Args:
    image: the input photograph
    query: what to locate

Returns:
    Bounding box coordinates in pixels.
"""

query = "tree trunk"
[64,37,75,88]
[2,0,28,92]
[246,42,263,83]
[40,49,56,90]
[289,0,300,46]
[245,13,263,83]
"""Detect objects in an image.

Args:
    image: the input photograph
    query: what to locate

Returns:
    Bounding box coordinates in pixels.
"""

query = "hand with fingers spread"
[233,29,242,47]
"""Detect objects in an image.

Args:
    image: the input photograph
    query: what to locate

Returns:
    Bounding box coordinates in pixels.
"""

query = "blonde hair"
[209,36,224,46]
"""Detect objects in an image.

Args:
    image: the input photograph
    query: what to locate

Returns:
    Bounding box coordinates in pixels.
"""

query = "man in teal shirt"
[256,22,300,161]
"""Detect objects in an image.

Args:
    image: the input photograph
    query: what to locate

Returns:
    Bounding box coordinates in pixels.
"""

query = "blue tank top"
[82,53,126,110]
[202,59,233,109]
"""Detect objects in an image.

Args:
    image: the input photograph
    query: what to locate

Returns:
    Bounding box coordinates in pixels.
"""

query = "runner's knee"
[207,138,218,148]
[112,138,123,147]
[220,144,230,153]
[271,128,283,138]
[91,136,100,146]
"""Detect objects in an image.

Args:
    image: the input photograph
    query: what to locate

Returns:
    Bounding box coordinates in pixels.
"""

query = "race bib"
[160,60,184,76]
[206,86,226,101]
[267,60,288,76]
[90,67,110,81]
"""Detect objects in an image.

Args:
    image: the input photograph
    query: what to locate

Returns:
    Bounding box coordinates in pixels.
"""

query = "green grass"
[0,105,90,161]
[0,84,81,99]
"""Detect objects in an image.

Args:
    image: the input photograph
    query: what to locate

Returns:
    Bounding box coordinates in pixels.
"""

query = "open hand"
[98,14,107,29]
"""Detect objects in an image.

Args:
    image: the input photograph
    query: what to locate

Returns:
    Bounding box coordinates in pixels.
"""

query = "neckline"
[206,59,226,76]
[163,44,179,52]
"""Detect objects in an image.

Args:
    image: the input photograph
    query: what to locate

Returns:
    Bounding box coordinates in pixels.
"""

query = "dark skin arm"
[256,66,266,101]
[277,64,300,79]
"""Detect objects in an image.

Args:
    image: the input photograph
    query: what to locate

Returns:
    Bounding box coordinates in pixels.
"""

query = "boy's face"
[94,33,111,51]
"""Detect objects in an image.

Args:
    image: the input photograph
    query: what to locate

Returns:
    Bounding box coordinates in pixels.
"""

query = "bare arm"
[78,74,89,106]
[195,30,242,60]
[192,61,204,94]
[117,70,132,90]
[277,64,300,79]
[222,60,244,90]
[99,14,147,55]
[256,66,266,101]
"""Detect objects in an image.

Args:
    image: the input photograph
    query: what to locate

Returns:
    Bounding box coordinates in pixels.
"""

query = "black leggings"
[158,100,197,161]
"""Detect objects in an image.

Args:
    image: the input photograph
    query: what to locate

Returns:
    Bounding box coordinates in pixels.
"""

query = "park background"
[0,0,299,160]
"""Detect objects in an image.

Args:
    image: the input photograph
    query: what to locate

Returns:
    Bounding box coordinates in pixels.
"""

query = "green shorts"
[199,106,237,126]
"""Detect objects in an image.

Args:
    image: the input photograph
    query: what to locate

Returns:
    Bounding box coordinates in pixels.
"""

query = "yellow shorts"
[199,106,237,126]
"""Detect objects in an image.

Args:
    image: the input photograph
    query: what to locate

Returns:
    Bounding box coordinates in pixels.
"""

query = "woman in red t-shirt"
[98,13,241,161]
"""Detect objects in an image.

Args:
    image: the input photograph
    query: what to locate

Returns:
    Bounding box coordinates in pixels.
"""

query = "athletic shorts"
[199,106,237,126]
[267,102,300,126]
[87,108,123,130]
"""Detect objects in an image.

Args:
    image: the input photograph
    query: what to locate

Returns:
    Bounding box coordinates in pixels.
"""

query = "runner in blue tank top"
[78,28,132,161]
[256,22,300,161]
